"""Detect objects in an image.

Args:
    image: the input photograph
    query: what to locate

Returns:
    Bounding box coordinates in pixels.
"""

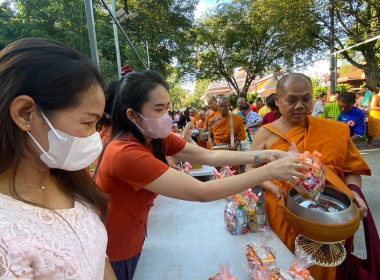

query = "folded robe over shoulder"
[263,116,371,280]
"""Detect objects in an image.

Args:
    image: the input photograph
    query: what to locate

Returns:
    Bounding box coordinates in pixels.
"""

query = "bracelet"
[254,150,260,165]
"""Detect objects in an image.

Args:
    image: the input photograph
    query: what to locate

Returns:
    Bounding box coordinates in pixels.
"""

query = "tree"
[118,0,198,77]
[0,0,199,82]
[315,0,380,89]
[182,79,209,109]
[192,0,321,98]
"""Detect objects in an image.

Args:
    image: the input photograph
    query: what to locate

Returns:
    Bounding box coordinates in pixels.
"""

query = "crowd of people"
[0,38,374,280]
[311,86,380,146]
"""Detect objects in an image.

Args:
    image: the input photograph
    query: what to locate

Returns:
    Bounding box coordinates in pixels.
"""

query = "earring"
[26,124,31,128]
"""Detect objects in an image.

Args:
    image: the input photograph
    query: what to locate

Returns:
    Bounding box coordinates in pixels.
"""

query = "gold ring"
[297,163,301,168]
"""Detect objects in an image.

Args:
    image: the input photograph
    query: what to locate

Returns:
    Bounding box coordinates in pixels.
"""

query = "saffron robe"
[263,116,371,280]
[206,110,220,149]
[211,114,246,146]
[196,120,208,149]
[211,114,246,174]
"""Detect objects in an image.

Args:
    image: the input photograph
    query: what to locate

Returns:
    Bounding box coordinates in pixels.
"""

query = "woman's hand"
[258,150,293,164]
[262,157,309,184]
[352,191,368,219]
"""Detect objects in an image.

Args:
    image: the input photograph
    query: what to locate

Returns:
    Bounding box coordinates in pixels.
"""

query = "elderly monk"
[248,73,371,280]
[205,95,220,129]
[196,110,207,148]
[209,96,246,174]
[203,95,221,148]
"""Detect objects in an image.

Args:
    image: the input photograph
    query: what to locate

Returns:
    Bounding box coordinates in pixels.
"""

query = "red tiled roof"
[337,65,365,82]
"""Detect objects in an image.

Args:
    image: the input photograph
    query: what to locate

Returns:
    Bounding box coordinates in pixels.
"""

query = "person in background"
[361,85,373,112]
[189,107,199,128]
[174,111,181,122]
[95,70,309,280]
[249,100,259,113]
[248,73,370,280]
[233,97,245,114]
[177,108,190,129]
[367,84,380,147]
[258,96,272,118]
[311,93,327,117]
[256,98,264,110]
[196,109,208,148]
[0,38,116,279]
[355,90,363,109]
[262,93,281,125]
[321,92,366,143]
[240,102,262,136]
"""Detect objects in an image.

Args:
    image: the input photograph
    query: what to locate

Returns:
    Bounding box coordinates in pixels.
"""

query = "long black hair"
[103,70,170,166]
[0,38,108,220]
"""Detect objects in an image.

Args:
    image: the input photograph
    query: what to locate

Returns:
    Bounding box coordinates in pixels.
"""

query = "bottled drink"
[256,202,267,230]
[235,204,248,234]
[246,199,258,232]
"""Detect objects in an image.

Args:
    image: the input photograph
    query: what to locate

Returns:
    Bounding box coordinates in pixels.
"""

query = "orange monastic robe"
[196,120,207,149]
[211,114,246,174]
[206,110,220,149]
[212,114,246,146]
[263,116,371,280]
[206,110,220,127]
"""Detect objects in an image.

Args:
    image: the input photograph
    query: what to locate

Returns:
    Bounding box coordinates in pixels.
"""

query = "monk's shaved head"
[276,73,313,96]
[217,96,230,105]
[207,95,217,102]
[217,96,230,117]
[207,95,218,111]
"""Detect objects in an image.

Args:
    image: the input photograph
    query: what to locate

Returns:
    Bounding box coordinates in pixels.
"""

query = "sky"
[182,0,331,93]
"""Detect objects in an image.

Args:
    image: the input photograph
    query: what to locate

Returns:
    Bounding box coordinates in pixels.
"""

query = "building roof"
[337,65,365,83]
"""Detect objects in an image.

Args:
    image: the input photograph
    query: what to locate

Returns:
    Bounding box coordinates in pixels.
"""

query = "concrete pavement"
[353,138,380,258]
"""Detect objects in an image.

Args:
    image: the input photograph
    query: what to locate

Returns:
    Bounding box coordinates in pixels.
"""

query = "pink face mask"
[135,113,173,139]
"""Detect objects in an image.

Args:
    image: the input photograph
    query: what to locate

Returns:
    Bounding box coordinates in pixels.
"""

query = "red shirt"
[262,111,280,125]
[96,133,186,261]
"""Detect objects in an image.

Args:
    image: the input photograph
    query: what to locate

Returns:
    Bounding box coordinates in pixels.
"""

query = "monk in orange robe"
[196,110,208,149]
[210,97,246,174]
[249,73,371,280]
[204,95,220,149]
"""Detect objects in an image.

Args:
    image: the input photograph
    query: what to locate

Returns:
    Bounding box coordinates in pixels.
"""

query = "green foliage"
[0,0,198,82]
[246,93,257,102]
[315,0,380,89]
[192,0,321,98]
[182,79,209,109]
[313,86,328,99]
[337,84,353,94]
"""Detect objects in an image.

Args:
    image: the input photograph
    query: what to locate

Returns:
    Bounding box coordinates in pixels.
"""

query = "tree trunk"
[363,61,379,91]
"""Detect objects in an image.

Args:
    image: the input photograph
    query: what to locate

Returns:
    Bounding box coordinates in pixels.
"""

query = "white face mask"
[135,113,172,139]
[27,111,103,171]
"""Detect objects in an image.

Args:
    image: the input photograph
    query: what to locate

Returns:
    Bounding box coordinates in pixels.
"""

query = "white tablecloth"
[134,195,297,279]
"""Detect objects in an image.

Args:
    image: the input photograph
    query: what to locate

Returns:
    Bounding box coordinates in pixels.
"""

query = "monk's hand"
[352,191,368,219]
[258,150,292,164]
[263,157,309,183]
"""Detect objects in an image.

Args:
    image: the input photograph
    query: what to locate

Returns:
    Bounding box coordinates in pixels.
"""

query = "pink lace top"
[0,193,107,279]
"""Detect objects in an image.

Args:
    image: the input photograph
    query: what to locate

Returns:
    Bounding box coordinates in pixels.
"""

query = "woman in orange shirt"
[95,71,309,280]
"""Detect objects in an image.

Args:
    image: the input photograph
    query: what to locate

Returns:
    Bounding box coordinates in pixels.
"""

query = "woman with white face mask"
[95,70,310,280]
[0,38,116,279]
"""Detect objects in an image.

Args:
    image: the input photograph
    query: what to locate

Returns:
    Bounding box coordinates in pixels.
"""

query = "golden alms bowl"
[281,186,360,242]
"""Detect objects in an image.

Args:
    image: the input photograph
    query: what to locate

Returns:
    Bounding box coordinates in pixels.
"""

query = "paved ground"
[352,138,380,258]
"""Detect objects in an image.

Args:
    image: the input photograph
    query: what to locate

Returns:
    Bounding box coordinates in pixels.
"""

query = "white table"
[189,165,216,177]
[134,196,297,280]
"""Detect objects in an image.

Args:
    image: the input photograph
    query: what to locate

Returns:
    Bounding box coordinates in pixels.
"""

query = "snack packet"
[289,144,326,200]
[209,264,237,280]
[246,242,276,271]
[224,201,237,235]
